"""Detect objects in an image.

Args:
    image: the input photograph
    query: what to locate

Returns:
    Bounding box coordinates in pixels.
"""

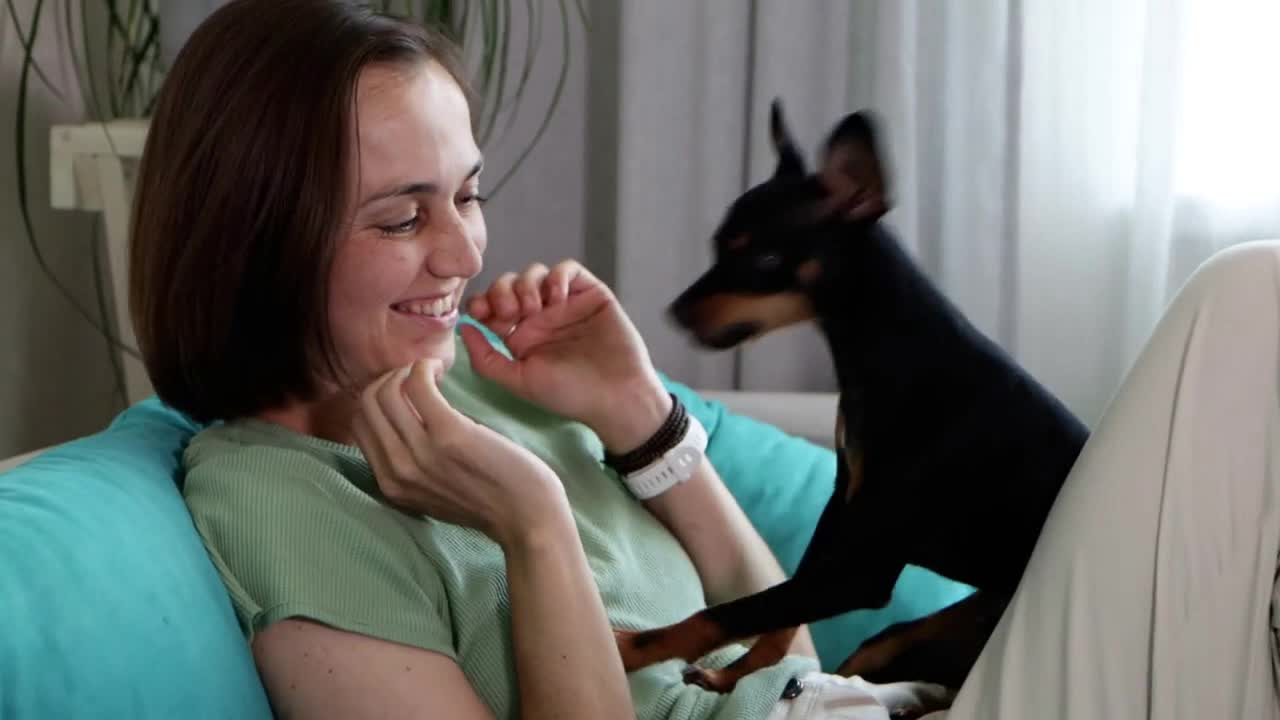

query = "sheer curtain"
[715,0,1280,423]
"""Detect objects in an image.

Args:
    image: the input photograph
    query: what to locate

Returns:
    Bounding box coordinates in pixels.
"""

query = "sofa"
[0,372,973,718]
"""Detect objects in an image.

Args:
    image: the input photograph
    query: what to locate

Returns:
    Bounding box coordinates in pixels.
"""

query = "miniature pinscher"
[613,100,1090,695]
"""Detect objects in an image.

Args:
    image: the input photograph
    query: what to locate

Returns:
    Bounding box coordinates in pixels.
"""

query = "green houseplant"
[7,0,586,404]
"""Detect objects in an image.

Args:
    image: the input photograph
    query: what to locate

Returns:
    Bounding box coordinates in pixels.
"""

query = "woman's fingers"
[487,271,520,320]
[515,263,550,315]
[402,358,460,431]
[353,379,411,500]
[543,260,580,306]
[375,363,430,451]
[479,272,520,338]
[460,324,524,392]
[466,294,491,320]
[467,261,607,342]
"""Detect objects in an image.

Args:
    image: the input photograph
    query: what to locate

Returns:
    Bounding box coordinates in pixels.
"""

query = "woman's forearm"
[501,511,634,720]
[643,460,818,658]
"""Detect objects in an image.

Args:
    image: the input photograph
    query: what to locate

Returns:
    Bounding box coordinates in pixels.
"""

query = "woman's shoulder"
[182,418,379,506]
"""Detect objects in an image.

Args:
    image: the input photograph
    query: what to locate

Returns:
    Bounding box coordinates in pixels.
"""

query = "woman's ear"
[819,111,890,222]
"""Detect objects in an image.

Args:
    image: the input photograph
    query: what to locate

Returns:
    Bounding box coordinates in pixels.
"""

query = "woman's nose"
[426,221,483,279]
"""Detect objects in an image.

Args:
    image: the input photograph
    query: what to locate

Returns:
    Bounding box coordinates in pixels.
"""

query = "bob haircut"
[130,0,472,423]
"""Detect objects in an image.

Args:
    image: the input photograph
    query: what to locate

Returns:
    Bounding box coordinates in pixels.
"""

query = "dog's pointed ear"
[819,111,889,222]
[770,98,806,178]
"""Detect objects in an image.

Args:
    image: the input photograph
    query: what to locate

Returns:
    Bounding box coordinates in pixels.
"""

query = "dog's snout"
[669,298,697,328]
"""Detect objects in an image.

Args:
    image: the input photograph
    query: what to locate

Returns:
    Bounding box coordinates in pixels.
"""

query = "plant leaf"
[488,0,572,195]
[12,0,141,358]
[4,0,67,102]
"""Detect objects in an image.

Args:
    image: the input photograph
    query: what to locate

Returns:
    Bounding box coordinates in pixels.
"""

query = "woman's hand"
[352,357,569,549]
[462,260,671,453]
[348,359,634,720]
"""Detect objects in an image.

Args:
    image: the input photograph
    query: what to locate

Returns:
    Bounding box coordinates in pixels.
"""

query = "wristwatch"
[604,394,709,500]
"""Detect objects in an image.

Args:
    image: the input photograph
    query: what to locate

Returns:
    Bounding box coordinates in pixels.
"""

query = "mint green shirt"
[182,338,815,719]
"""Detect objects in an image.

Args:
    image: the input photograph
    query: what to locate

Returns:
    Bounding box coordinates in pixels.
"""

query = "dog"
[613,100,1090,696]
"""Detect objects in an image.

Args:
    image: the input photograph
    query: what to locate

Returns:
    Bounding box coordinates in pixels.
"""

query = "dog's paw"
[613,615,726,673]
[681,665,740,694]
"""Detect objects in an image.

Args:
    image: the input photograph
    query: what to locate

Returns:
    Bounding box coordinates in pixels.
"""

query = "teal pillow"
[0,399,271,719]
[662,377,976,672]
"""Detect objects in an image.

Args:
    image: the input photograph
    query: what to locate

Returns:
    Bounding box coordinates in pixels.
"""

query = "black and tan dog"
[613,101,1089,695]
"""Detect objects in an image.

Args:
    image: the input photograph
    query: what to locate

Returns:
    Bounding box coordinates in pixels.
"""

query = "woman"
[129,1,945,717]
[131,1,1280,719]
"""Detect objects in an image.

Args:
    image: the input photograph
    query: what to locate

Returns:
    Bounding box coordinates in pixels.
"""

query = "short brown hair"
[130,0,471,423]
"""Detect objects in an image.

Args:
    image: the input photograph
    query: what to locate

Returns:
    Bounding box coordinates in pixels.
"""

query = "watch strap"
[620,414,708,500]
[603,393,687,475]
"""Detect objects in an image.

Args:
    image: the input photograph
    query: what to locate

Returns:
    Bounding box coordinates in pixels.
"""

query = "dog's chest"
[834,398,864,502]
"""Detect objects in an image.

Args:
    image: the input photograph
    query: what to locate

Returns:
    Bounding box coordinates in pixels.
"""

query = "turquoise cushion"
[0,399,272,719]
[662,377,976,671]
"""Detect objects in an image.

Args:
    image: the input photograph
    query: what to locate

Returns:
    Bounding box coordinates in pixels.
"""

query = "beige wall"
[0,2,121,458]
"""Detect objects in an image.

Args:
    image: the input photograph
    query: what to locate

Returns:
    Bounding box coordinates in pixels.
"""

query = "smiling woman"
[128,1,477,424]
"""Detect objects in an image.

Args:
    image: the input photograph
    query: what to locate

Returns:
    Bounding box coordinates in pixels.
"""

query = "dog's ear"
[770,98,807,178]
[819,111,889,222]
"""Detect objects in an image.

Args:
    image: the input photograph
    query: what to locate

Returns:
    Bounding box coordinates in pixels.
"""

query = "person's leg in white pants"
[937,240,1280,719]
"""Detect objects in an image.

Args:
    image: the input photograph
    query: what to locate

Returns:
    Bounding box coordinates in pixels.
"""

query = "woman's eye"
[459,193,489,207]
[378,214,419,236]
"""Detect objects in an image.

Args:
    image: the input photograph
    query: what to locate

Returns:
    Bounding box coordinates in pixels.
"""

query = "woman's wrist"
[589,377,673,455]
[493,488,577,553]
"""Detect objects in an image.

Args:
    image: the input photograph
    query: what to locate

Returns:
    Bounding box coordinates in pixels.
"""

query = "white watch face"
[670,446,700,475]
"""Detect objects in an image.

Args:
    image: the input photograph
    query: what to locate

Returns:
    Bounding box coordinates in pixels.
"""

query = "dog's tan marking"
[796,258,823,285]
[835,405,864,502]
[681,626,798,693]
[614,612,726,671]
[692,292,814,339]
[727,234,750,251]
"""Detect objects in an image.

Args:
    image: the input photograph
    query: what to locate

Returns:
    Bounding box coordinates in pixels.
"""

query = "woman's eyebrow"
[359,158,484,208]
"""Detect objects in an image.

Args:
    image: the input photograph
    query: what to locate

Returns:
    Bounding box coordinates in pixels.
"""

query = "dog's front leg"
[680,625,798,693]
[615,573,835,684]
[613,610,731,672]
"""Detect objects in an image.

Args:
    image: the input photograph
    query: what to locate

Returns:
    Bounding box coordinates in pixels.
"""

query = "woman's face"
[329,60,485,389]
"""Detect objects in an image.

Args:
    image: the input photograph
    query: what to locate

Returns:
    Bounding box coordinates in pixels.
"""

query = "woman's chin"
[407,341,456,372]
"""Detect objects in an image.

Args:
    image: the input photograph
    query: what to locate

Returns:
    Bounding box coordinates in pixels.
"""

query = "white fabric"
[939,240,1280,718]
[766,672,952,720]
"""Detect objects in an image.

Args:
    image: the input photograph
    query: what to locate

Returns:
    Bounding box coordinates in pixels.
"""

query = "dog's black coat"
[667,103,1090,687]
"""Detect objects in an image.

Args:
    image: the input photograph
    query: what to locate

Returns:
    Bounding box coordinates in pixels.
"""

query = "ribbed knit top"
[181,337,813,719]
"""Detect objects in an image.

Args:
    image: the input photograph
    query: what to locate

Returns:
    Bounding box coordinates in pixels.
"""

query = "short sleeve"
[182,444,456,660]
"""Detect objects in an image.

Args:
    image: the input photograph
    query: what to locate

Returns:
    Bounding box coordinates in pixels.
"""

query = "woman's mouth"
[392,294,459,327]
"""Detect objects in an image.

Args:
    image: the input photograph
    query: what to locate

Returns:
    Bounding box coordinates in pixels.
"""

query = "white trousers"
[772,240,1280,719]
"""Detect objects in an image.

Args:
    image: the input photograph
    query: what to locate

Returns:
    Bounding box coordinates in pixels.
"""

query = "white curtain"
[622,0,1280,425]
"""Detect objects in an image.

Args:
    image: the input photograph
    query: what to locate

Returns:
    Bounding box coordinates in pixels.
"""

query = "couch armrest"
[696,390,839,449]
[0,448,49,475]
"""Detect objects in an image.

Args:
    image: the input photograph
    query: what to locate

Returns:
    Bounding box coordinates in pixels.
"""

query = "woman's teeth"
[396,297,455,317]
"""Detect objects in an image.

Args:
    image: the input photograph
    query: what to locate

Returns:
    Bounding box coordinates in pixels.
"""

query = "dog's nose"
[668,300,696,328]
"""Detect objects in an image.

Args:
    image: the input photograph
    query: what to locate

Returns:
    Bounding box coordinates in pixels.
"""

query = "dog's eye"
[756,253,782,271]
